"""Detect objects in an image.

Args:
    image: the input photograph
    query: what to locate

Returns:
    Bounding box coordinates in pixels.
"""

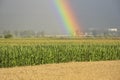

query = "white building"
[108,28,118,32]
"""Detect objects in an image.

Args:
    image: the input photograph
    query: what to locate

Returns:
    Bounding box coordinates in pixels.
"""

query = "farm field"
[0,38,120,68]
[0,38,120,80]
[0,60,120,80]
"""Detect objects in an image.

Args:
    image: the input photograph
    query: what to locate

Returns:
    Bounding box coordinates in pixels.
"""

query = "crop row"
[0,42,120,68]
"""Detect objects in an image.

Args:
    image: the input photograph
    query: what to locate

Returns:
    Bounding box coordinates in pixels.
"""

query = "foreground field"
[0,60,120,80]
[0,38,120,67]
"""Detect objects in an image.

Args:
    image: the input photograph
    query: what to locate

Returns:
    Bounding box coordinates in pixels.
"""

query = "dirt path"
[0,60,120,80]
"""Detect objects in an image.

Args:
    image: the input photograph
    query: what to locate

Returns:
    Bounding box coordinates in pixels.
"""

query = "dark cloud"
[0,0,120,34]
[70,0,120,29]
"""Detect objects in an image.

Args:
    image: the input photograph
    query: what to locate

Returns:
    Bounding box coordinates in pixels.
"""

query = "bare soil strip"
[0,60,120,80]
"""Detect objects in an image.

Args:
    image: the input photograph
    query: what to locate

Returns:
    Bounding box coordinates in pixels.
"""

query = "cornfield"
[0,38,120,68]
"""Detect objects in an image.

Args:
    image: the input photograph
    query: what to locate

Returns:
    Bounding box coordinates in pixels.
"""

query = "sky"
[0,0,120,35]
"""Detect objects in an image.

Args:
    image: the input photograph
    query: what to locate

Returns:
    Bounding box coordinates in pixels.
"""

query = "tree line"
[0,30,45,38]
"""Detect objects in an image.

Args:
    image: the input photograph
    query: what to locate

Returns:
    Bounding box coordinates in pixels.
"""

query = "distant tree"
[92,30,97,37]
[117,31,120,37]
[40,31,45,37]
[0,35,3,38]
[20,30,35,38]
[103,31,109,37]
[14,30,20,37]
[4,34,13,38]
[36,31,45,38]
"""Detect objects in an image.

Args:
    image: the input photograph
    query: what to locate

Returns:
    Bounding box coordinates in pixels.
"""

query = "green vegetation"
[0,38,120,68]
[4,34,13,38]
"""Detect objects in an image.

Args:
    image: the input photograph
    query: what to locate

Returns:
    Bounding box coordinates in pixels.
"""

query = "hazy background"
[0,0,120,35]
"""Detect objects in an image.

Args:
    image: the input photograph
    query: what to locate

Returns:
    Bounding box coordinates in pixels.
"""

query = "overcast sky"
[0,0,120,34]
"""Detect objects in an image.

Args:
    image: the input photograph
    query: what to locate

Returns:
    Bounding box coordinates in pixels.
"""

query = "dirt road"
[0,60,120,80]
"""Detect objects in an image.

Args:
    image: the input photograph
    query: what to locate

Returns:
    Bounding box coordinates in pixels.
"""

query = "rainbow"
[53,0,81,36]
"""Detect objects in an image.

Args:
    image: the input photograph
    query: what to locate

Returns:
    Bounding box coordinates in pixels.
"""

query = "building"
[108,28,118,32]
